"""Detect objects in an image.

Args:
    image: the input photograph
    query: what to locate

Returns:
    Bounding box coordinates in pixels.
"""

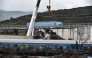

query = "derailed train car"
[26,21,63,28]
[0,39,91,56]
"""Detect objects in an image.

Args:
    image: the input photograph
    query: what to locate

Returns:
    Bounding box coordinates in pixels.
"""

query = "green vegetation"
[0,29,27,36]
[0,6,92,25]
[13,29,19,35]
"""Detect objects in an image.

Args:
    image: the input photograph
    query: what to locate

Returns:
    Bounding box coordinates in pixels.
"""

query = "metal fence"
[0,23,92,29]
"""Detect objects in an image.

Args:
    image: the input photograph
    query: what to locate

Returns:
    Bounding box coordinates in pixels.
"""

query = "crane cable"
[47,0,56,21]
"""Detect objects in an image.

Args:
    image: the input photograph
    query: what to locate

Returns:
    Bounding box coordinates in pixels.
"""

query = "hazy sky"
[0,0,92,12]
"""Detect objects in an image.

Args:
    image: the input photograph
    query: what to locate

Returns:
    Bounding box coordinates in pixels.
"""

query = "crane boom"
[49,0,50,6]
[26,0,41,36]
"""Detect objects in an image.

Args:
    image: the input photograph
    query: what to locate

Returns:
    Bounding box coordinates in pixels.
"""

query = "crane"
[26,0,41,36]
[26,0,52,37]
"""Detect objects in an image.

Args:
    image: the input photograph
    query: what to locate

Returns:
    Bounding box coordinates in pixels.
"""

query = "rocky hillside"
[0,10,32,21]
